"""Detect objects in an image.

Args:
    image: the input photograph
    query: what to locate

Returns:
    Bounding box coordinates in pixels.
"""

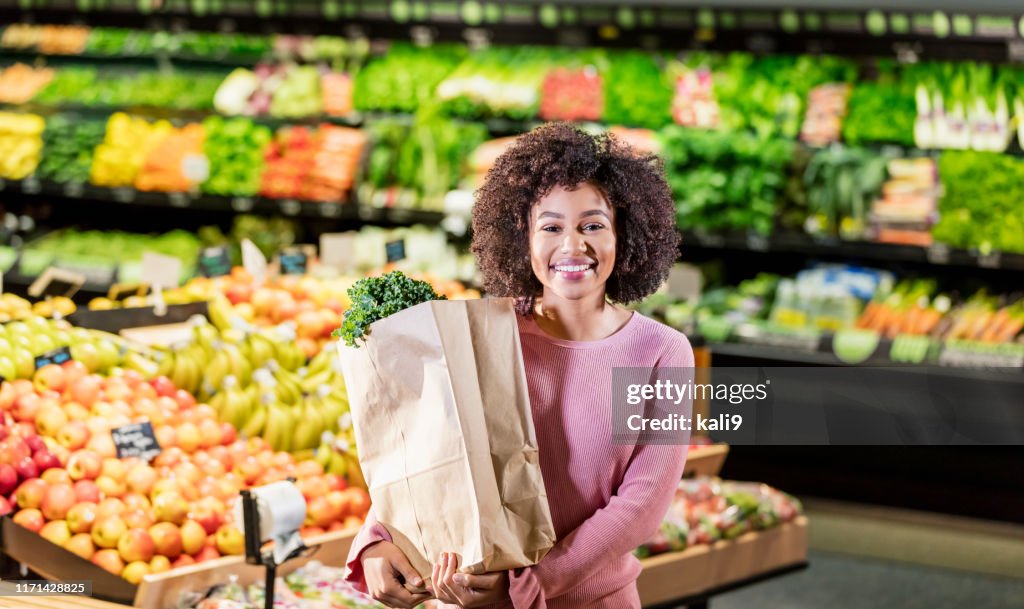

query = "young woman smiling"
[345,123,692,608]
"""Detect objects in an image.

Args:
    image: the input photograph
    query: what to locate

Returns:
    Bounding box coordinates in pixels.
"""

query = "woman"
[345,123,692,608]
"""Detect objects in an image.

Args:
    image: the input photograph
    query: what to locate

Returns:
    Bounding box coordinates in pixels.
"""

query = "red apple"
[117,528,156,563]
[60,360,89,386]
[40,519,72,546]
[95,475,126,498]
[13,508,44,532]
[122,508,155,530]
[173,389,196,412]
[122,493,151,512]
[180,519,207,555]
[96,497,126,519]
[125,464,158,495]
[24,434,47,455]
[56,421,89,450]
[0,496,12,516]
[148,522,183,558]
[35,404,68,438]
[33,450,61,474]
[73,479,101,503]
[41,468,71,486]
[122,561,150,584]
[306,495,338,528]
[15,478,47,509]
[11,393,40,423]
[91,548,125,575]
[150,377,176,398]
[66,501,98,534]
[69,375,102,407]
[33,364,67,394]
[64,533,95,560]
[323,474,347,492]
[149,554,171,573]
[92,515,128,549]
[194,545,221,562]
[218,423,237,446]
[188,502,224,536]
[153,492,188,525]
[41,483,76,520]
[66,450,102,480]
[0,463,18,495]
[87,434,117,459]
[13,458,37,481]
[170,554,195,568]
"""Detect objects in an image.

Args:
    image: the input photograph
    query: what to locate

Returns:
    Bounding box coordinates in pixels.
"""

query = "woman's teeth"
[554,264,592,272]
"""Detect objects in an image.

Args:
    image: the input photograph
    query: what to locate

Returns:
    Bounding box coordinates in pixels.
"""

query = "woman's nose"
[561,234,586,253]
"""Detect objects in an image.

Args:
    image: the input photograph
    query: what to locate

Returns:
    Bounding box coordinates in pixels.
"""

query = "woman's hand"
[432,552,510,608]
[361,541,433,608]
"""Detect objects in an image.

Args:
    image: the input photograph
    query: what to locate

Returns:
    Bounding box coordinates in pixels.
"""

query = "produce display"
[201,116,272,196]
[35,67,224,111]
[19,229,201,285]
[0,294,76,322]
[134,123,206,193]
[437,47,551,120]
[90,113,174,188]
[0,64,54,104]
[636,477,803,558]
[603,51,672,129]
[932,151,1024,254]
[260,125,366,202]
[354,43,465,113]
[659,127,793,235]
[0,111,44,179]
[37,115,106,184]
[191,563,398,609]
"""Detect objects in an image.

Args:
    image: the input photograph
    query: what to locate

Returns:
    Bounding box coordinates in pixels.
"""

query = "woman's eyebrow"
[538,211,564,219]
[579,209,610,219]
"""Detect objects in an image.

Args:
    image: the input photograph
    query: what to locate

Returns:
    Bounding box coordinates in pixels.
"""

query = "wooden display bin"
[1,516,358,609]
[637,516,808,607]
[683,444,730,478]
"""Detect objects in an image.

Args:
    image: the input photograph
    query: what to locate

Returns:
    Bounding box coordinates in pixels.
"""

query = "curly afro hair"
[471,123,680,315]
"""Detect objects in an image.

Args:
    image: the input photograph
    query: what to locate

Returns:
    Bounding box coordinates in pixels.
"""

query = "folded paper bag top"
[337,297,556,577]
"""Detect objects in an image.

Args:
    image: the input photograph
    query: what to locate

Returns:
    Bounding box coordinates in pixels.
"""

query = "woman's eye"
[541,225,561,233]
[582,223,605,232]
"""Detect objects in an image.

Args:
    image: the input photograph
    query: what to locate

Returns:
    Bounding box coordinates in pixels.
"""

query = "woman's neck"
[533,292,631,342]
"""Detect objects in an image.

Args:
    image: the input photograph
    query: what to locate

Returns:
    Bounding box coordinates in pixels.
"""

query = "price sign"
[112,188,136,203]
[278,246,308,275]
[198,246,232,277]
[280,199,301,216]
[241,239,268,285]
[320,232,357,272]
[28,267,87,299]
[34,346,72,370]
[168,192,190,208]
[977,251,1001,269]
[231,196,255,212]
[385,239,406,263]
[111,422,162,462]
[141,251,183,289]
[926,243,951,264]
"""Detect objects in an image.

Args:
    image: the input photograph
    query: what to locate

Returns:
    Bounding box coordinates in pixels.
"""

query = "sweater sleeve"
[343,507,393,594]
[508,335,694,609]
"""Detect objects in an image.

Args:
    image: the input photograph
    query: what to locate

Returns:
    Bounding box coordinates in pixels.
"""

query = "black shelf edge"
[681,230,1024,272]
[0,179,446,225]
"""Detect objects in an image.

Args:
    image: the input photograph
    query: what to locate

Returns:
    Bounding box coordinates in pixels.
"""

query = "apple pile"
[0,362,370,584]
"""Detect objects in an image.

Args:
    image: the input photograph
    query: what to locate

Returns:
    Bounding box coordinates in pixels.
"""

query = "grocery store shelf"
[0,178,445,226]
[682,230,1024,272]
[0,48,264,70]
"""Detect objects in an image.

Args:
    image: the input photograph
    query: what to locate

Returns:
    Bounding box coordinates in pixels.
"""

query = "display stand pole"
[240,488,306,609]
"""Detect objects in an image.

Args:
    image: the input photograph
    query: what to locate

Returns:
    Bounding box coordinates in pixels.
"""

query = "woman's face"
[529,183,616,305]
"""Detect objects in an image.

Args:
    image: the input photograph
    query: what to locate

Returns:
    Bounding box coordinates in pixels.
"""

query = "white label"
[319,232,357,273]
[141,251,183,289]
[666,264,703,300]
[28,267,86,299]
[181,154,211,184]
[241,238,268,285]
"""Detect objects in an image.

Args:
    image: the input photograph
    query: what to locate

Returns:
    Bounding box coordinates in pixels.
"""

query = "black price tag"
[112,188,136,203]
[21,177,41,195]
[111,422,162,462]
[35,346,72,370]
[63,182,85,198]
[385,239,406,263]
[198,246,232,277]
[279,247,308,275]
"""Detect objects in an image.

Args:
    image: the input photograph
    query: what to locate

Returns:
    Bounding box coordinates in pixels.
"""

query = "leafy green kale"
[333,271,446,347]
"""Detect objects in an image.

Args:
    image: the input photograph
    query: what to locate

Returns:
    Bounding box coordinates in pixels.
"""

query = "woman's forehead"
[535,183,610,211]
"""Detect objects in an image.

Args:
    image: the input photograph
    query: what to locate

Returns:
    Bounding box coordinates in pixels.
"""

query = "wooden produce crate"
[683,443,730,478]
[637,516,808,607]
[1,516,358,609]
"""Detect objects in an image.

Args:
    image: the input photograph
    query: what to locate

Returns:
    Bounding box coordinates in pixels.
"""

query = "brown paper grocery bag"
[338,297,555,577]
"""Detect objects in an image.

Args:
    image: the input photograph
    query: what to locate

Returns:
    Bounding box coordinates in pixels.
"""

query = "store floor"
[704,549,1024,609]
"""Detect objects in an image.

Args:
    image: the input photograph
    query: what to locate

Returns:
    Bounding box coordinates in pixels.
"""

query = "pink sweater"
[345,312,692,608]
